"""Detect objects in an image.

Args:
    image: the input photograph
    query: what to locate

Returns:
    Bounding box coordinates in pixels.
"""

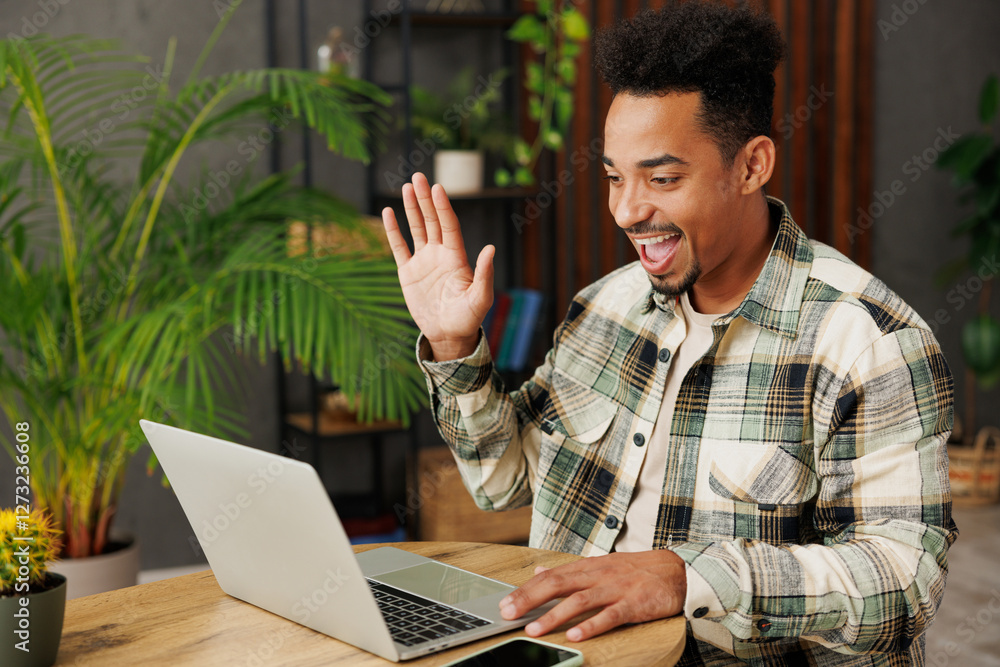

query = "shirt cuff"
[416,328,494,396]
[683,563,725,620]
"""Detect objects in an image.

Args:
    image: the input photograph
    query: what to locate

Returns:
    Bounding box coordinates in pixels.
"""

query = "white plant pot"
[434,149,484,195]
[48,536,140,600]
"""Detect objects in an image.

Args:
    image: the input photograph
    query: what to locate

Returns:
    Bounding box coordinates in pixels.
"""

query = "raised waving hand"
[381,173,494,361]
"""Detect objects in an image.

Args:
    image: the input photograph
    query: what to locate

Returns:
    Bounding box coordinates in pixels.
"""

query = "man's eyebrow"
[600,153,690,169]
[637,153,689,169]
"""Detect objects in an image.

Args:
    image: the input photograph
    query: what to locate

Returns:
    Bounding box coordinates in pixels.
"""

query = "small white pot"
[433,149,484,195]
[48,536,140,600]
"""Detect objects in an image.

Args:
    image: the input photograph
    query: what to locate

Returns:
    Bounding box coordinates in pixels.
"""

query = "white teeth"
[634,233,678,245]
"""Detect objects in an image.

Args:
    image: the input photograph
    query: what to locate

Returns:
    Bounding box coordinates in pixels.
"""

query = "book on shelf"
[490,288,543,372]
[486,291,512,356]
[506,289,543,372]
[496,290,523,370]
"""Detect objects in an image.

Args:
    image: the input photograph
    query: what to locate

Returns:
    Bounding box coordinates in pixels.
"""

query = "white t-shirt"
[614,291,722,553]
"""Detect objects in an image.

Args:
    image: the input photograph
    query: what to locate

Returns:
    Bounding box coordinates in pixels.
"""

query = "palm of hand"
[397,243,483,340]
[381,174,495,360]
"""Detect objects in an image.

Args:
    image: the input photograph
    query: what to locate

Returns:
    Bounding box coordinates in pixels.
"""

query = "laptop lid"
[140,419,400,660]
[140,420,549,662]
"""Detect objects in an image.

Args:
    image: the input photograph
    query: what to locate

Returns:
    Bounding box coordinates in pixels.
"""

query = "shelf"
[374,187,538,201]
[390,11,522,28]
[285,410,404,437]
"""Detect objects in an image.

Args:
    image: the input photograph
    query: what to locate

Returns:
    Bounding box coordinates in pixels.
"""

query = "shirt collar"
[648,196,813,339]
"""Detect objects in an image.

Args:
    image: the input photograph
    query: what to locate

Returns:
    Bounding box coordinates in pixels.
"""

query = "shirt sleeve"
[417,328,553,512]
[668,326,957,654]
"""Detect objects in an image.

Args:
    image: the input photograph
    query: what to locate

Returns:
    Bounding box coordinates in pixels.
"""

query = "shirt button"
[693,606,709,618]
[604,516,619,529]
[757,619,772,633]
[633,433,645,447]
[658,348,671,363]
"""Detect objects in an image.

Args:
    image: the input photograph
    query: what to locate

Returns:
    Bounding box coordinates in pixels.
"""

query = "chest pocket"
[535,367,619,493]
[535,368,621,548]
[705,443,817,545]
[542,367,618,444]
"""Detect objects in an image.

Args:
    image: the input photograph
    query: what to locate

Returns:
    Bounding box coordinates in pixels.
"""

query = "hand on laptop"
[498,550,687,641]
[382,172,494,362]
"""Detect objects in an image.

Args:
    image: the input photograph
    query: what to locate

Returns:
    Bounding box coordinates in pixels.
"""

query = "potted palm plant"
[0,12,427,592]
[1,508,65,667]
[936,73,1000,504]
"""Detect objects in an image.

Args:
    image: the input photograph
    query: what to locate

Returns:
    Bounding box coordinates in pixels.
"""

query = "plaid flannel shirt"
[418,197,957,666]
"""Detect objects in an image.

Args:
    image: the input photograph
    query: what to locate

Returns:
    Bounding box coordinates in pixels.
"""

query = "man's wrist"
[427,332,481,361]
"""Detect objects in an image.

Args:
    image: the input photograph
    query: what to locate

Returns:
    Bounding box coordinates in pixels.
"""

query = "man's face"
[603,92,749,302]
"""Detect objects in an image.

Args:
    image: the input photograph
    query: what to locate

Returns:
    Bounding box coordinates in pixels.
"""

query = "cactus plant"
[0,509,63,596]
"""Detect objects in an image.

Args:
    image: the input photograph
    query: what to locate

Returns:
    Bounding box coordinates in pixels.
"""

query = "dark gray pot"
[0,573,67,667]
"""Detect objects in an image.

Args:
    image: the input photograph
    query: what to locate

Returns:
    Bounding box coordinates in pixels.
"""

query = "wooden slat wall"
[516,0,875,335]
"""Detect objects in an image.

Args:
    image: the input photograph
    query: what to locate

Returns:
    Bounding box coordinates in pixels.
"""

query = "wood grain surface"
[56,541,685,666]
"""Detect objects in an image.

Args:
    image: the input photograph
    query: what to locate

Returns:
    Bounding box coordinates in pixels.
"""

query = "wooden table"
[56,541,686,666]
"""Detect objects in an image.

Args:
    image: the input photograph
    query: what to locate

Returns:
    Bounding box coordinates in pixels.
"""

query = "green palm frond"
[101,225,423,426]
[0,27,423,558]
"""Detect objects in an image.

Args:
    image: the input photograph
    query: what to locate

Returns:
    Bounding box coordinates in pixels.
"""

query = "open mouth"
[635,233,681,275]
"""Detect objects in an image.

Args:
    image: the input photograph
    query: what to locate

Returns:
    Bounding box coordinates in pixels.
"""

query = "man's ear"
[738,136,776,195]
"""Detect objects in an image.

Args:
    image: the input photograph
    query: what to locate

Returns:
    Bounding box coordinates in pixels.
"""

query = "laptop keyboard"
[367,579,491,647]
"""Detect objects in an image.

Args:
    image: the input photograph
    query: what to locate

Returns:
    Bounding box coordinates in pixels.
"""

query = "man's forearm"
[670,518,952,653]
[417,330,540,511]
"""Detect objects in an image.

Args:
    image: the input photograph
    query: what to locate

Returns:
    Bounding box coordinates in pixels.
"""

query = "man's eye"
[652,177,678,185]
[602,175,622,183]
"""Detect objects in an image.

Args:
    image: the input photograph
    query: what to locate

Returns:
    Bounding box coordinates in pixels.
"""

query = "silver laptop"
[140,419,552,662]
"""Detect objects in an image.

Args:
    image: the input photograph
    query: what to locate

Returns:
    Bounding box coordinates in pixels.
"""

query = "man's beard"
[647,259,701,299]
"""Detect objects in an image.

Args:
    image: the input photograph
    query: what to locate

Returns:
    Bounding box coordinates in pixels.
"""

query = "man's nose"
[612,181,653,229]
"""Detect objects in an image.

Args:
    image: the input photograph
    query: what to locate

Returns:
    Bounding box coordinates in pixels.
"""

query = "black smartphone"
[440,637,584,667]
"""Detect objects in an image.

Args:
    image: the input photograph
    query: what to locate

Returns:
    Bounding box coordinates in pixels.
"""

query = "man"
[382,2,957,664]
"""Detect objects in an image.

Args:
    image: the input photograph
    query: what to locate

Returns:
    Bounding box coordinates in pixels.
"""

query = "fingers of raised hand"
[412,172,442,244]
[401,182,427,249]
[431,182,464,251]
[381,206,411,267]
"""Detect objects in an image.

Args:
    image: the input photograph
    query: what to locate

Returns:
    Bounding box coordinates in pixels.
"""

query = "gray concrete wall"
[871,0,1000,435]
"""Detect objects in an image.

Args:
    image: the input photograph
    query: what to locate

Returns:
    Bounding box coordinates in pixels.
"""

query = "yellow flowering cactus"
[1,509,63,596]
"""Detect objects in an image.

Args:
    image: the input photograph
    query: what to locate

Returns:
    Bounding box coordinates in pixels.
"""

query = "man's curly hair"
[594,1,785,165]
